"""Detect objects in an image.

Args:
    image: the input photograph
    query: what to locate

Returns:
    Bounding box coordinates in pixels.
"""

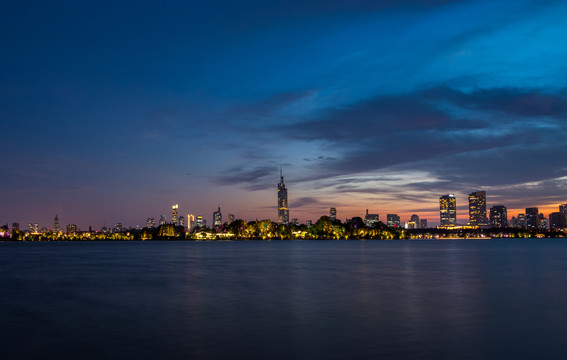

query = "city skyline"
[2,1,567,228]
[4,175,565,231]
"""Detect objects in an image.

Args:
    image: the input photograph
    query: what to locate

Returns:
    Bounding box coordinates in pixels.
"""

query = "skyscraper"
[278,170,289,224]
[439,194,457,226]
[53,215,62,233]
[549,212,566,231]
[179,216,185,228]
[420,219,428,229]
[490,205,508,228]
[468,191,488,226]
[330,207,337,221]
[213,207,222,227]
[526,207,539,229]
[196,215,204,228]
[172,204,179,225]
[187,214,195,230]
[146,218,156,228]
[159,214,166,226]
[227,213,235,225]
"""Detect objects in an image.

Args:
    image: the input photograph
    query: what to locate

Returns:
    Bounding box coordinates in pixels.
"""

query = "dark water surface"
[2,239,567,359]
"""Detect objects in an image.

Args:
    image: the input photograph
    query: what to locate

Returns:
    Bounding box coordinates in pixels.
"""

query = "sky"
[1,0,567,229]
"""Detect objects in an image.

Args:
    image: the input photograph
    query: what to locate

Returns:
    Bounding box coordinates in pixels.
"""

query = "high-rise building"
[387,214,400,227]
[67,224,78,234]
[172,204,179,225]
[187,214,195,230]
[227,214,235,225]
[291,218,299,226]
[440,194,457,226]
[549,212,566,231]
[114,223,123,232]
[330,208,337,221]
[560,203,567,214]
[53,215,62,233]
[489,205,507,228]
[538,213,547,230]
[277,170,289,224]
[196,215,205,228]
[213,207,222,227]
[306,220,313,226]
[468,191,488,226]
[364,209,380,227]
[526,207,539,229]
[159,215,166,226]
[516,214,526,228]
[146,218,156,228]
[179,216,185,228]
[12,222,20,232]
[420,219,428,229]
[410,214,420,229]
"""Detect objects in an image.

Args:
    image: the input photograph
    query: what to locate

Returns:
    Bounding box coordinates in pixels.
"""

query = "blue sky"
[1,0,566,228]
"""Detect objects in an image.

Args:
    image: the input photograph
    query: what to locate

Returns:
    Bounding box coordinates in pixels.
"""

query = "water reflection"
[1,240,567,359]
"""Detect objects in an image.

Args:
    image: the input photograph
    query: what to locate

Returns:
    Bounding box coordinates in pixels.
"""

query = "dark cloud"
[214,165,279,190]
[236,85,567,211]
[290,197,320,208]
[423,86,567,118]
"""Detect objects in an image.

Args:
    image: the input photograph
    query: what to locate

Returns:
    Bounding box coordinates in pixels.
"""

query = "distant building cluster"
[3,171,567,238]
[437,191,566,232]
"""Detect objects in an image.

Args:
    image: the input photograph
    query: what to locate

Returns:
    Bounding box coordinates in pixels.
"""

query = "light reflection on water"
[1,239,567,359]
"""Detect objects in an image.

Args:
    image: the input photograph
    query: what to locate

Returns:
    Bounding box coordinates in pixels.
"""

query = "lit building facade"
[468,191,488,226]
[277,170,289,224]
[28,223,39,233]
[196,215,205,228]
[387,214,400,227]
[364,209,380,227]
[420,219,428,229]
[159,214,166,226]
[179,216,185,228]
[410,214,420,229]
[172,204,179,225]
[213,207,222,227]
[330,208,337,221]
[187,214,195,230]
[489,205,508,228]
[526,207,539,229]
[146,218,156,228]
[440,194,457,226]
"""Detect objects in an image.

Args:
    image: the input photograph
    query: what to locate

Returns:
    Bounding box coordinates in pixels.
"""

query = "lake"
[1,239,567,359]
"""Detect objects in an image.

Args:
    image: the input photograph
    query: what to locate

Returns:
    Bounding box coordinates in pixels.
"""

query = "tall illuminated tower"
[172,204,179,225]
[277,169,289,224]
[440,194,457,226]
[468,191,487,226]
[213,207,222,227]
[490,205,507,228]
